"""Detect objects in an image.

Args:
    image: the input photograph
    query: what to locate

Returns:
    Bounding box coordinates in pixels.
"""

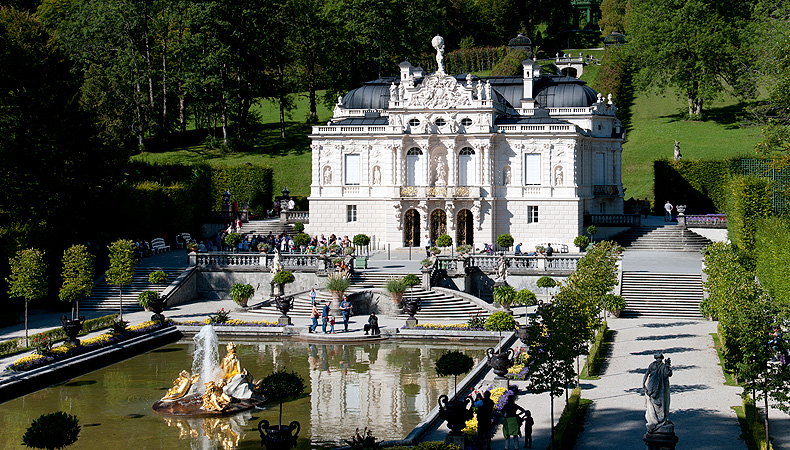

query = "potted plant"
[353,234,371,268]
[344,246,356,256]
[402,273,420,302]
[496,233,514,251]
[603,294,627,318]
[329,244,341,255]
[587,225,598,243]
[493,285,517,312]
[293,233,310,253]
[429,246,441,255]
[58,245,94,345]
[259,242,271,253]
[455,244,472,257]
[574,235,590,252]
[186,241,199,253]
[513,289,537,344]
[420,258,434,269]
[230,283,255,307]
[535,245,546,255]
[484,311,517,377]
[385,277,407,304]
[258,370,306,450]
[224,232,242,251]
[137,290,158,311]
[326,273,350,302]
[435,351,475,440]
[273,269,295,299]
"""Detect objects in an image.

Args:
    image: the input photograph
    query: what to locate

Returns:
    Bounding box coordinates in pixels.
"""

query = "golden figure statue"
[202,418,241,450]
[202,381,232,411]
[162,370,200,401]
[220,343,245,382]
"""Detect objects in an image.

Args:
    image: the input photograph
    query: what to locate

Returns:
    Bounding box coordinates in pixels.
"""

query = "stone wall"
[196,270,324,301]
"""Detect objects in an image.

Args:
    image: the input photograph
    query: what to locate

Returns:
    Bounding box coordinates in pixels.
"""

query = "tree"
[259,369,306,427]
[7,248,47,347]
[628,0,753,120]
[598,0,632,36]
[59,245,95,319]
[22,411,80,450]
[106,239,136,320]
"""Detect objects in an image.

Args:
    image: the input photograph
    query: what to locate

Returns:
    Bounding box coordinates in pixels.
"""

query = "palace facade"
[307,37,624,250]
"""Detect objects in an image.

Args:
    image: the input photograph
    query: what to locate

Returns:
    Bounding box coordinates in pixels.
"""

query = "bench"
[181,233,192,243]
[150,238,170,254]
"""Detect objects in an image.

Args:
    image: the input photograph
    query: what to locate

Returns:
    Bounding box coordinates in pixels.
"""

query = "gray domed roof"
[534,77,598,108]
[341,79,393,109]
[508,34,532,47]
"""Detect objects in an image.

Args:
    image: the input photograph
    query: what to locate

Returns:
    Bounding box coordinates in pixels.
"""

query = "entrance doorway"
[404,209,420,247]
[430,209,447,243]
[456,209,474,245]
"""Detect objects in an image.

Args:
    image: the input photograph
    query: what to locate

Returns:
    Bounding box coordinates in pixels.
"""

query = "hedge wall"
[726,175,773,253]
[653,158,739,215]
[756,216,790,310]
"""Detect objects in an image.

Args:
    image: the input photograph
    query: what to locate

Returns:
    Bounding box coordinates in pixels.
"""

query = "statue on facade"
[432,35,445,73]
[476,81,483,100]
[389,82,398,102]
[554,165,564,185]
[372,166,382,185]
[643,353,673,433]
[485,81,492,101]
[435,158,448,186]
[323,166,332,185]
[495,252,508,282]
[503,166,511,185]
[673,141,682,161]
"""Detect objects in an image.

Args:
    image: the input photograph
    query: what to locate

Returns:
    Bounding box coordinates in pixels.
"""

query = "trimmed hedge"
[491,49,529,76]
[726,175,773,253]
[551,386,591,450]
[756,216,790,309]
[0,314,118,357]
[653,158,738,215]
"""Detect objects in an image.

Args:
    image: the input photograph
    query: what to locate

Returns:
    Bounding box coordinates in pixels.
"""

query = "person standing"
[523,410,534,449]
[424,234,432,257]
[664,201,674,222]
[514,243,522,256]
[321,300,331,333]
[310,288,317,306]
[340,295,352,332]
[309,302,319,333]
[545,243,553,257]
[502,394,526,450]
[476,390,495,450]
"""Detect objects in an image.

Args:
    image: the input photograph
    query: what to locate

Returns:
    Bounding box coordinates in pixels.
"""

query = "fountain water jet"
[191,324,220,394]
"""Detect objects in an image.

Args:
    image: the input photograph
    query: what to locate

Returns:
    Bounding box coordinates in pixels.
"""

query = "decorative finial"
[432,35,445,74]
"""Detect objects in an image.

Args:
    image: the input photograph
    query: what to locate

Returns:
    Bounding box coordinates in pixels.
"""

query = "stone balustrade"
[190,252,326,272]
[436,254,580,275]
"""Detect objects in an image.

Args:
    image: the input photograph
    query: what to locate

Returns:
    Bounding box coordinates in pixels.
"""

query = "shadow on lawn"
[659,101,752,129]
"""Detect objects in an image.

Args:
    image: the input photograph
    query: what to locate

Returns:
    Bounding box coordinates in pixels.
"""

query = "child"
[329,315,336,333]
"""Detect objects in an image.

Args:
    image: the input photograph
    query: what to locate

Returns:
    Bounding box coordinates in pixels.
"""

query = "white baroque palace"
[308,36,624,249]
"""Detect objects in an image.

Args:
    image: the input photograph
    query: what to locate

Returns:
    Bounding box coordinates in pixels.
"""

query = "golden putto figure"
[202,381,232,411]
[162,370,200,401]
[220,342,244,382]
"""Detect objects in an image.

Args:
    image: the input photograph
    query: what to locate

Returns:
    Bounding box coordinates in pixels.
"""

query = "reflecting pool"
[0,338,489,449]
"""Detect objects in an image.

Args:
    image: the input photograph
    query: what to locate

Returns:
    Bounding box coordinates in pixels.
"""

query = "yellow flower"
[489,387,507,405]
[508,363,525,374]
[463,412,478,438]
[13,354,46,365]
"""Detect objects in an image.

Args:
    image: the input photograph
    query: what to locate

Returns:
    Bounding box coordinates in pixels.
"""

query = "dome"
[508,33,532,47]
[534,78,598,108]
[604,31,627,47]
[341,79,393,109]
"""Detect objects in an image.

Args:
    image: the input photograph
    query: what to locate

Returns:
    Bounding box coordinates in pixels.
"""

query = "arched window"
[406,147,424,186]
[458,147,476,186]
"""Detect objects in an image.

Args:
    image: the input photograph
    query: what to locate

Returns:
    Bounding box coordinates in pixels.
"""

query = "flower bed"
[177,319,281,327]
[7,320,173,372]
[463,385,517,438]
[401,323,484,332]
[0,314,118,358]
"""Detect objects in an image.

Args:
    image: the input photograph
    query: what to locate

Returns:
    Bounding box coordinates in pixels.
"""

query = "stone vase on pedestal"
[258,420,300,450]
[60,315,85,346]
[438,395,473,448]
[275,296,295,326]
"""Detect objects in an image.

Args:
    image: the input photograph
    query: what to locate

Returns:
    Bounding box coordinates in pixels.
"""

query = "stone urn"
[438,394,474,437]
[258,420,300,450]
[150,295,167,322]
[517,325,530,346]
[486,347,515,377]
[403,298,421,327]
[275,295,295,325]
[60,315,85,346]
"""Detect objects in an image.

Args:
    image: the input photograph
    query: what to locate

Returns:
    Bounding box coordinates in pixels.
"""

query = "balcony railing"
[398,186,480,198]
[191,252,325,272]
[593,185,620,196]
[584,214,640,228]
[437,254,581,275]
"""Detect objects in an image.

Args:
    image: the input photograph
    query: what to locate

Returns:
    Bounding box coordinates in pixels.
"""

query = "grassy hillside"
[621,90,761,199]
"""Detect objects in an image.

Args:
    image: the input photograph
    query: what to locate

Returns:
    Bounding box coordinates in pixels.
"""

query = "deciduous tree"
[7,248,47,347]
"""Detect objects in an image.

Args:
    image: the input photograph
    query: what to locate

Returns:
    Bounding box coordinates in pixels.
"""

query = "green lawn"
[621,90,761,199]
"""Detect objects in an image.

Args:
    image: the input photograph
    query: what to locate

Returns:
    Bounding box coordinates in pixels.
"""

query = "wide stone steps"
[252,272,485,322]
[238,219,295,237]
[81,267,187,311]
[620,272,704,319]
[616,225,711,252]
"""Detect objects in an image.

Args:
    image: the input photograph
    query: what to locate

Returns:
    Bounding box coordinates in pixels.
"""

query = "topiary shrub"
[259,369,306,427]
[293,232,310,248]
[536,276,557,289]
[485,311,517,336]
[148,270,168,285]
[403,274,421,287]
[436,234,452,248]
[435,350,475,396]
[224,232,242,248]
[496,233,514,249]
[22,411,80,450]
[326,273,350,293]
[273,270,295,285]
[574,236,590,250]
[293,221,305,233]
[421,258,434,267]
[493,285,517,309]
[137,290,158,309]
[353,234,370,246]
[514,289,537,306]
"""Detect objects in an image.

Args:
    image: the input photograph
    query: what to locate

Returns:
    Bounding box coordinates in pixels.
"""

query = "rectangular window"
[345,154,360,185]
[527,206,539,223]
[347,205,357,222]
[524,154,540,185]
[595,153,605,185]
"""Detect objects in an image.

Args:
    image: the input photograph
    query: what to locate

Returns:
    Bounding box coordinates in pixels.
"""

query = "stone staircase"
[81,267,187,311]
[615,224,712,252]
[620,272,704,319]
[251,272,490,322]
[239,219,295,237]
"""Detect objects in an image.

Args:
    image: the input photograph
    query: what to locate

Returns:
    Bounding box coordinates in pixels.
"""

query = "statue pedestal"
[492,376,510,390]
[405,317,418,328]
[643,431,678,450]
[445,434,466,449]
[278,315,292,326]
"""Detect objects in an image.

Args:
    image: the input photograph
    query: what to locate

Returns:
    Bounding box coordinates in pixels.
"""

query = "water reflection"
[0,339,487,450]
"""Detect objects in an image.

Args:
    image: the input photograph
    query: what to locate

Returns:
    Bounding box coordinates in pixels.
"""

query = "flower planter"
[60,316,85,346]
[438,395,474,437]
[486,347,514,377]
[258,420,300,450]
[517,325,530,345]
[235,296,249,308]
[354,256,368,269]
[391,292,404,305]
[149,296,167,322]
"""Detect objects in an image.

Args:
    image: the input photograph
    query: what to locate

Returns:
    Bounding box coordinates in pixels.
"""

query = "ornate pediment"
[404,73,472,109]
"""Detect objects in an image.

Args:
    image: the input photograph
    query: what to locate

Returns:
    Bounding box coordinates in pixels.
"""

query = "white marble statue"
[432,35,445,73]
[435,158,447,186]
[485,81,492,101]
[554,165,564,185]
[389,82,398,102]
[476,81,483,100]
[372,166,382,185]
[643,353,673,434]
[323,166,332,185]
